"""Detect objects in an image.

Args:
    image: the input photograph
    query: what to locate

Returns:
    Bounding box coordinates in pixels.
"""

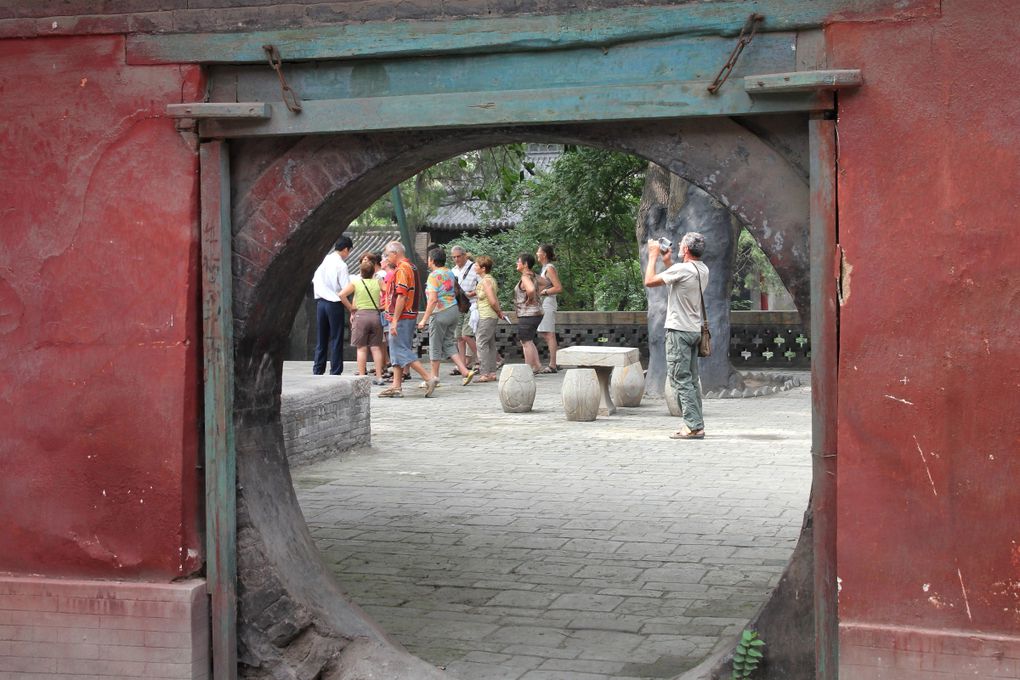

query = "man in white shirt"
[644,232,710,439]
[450,246,481,366]
[312,236,354,375]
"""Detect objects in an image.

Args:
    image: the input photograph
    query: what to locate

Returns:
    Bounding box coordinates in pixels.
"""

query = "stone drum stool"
[557,345,640,415]
[664,377,703,417]
[561,368,600,422]
[610,364,645,407]
[498,364,537,413]
[665,384,683,417]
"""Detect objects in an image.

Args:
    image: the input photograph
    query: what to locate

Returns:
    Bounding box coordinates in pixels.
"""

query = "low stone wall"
[280,363,371,466]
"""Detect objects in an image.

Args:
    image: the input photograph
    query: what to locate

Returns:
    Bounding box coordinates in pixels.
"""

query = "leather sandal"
[669,429,705,440]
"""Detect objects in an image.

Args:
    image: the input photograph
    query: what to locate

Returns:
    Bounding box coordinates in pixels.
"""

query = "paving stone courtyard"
[289,363,812,680]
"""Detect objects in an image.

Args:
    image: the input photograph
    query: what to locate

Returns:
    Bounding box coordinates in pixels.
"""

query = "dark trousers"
[313,299,346,375]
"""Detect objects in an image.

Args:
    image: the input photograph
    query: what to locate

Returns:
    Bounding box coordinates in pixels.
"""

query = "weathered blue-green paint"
[808,115,839,680]
[746,69,862,93]
[200,141,238,680]
[216,33,798,103]
[167,102,271,119]
[200,83,830,137]
[125,0,937,65]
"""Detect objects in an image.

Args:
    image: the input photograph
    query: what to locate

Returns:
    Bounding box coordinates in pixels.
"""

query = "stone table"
[557,345,640,416]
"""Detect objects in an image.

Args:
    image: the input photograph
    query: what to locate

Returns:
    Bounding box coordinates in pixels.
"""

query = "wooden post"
[809,114,839,680]
[200,140,238,680]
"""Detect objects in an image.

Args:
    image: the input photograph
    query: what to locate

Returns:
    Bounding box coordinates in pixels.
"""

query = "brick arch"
[228,119,810,677]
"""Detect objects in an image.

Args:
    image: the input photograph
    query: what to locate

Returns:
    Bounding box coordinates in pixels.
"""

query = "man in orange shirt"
[379,241,438,397]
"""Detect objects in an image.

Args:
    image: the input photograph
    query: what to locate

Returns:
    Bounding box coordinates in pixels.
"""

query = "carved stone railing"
[414,311,809,369]
[290,306,809,369]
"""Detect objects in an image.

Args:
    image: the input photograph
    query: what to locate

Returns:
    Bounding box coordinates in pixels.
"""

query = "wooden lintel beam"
[745,69,862,94]
[167,102,270,119]
[197,82,831,138]
[125,0,935,65]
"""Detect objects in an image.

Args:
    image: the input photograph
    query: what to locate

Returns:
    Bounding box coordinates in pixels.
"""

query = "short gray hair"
[385,240,405,255]
[450,245,466,256]
[681,232,706,258]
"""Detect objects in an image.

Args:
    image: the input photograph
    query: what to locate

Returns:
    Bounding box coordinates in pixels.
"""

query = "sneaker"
[378,387,403,398]
[424,377,439,398]
[372,379,387,386]
[462,369,476,386]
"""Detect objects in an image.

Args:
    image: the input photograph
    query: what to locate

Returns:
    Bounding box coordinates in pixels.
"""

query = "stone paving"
[289,362,812,680]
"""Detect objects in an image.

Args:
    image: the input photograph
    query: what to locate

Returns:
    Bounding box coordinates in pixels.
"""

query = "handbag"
[454,279,471,313]
[694,263,711,358]
[453,264,472,313]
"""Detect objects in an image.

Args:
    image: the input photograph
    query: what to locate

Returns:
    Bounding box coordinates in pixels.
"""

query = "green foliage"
[731,229,785,309]
[592,260,647,312]
[513,145,647,252]
[349,144,531,231]
[352,144,648,310]
[731,629,766,679]
[451,146,648,311]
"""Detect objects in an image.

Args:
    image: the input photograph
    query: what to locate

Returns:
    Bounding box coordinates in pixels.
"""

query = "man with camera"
[644,233,710,440]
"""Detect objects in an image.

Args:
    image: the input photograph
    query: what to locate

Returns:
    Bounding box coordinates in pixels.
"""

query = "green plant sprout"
[731,629,765,679]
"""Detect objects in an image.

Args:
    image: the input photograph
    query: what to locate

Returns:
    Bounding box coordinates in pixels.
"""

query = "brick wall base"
[840,622,1020,679]
[0,576,208,679]
[281,364,371,466]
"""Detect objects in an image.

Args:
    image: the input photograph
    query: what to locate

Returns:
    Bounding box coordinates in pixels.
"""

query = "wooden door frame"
[192,6,843,678]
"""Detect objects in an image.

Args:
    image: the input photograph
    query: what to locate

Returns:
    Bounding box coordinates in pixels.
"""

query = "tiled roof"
[347,229,401,263]
[424,144,562,232]
[425,202,521,231]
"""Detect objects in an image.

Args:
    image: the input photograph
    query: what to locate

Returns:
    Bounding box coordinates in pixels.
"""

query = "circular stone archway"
[227,119,814,679]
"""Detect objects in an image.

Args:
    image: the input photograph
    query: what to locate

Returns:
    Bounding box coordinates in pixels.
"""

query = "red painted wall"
[833,0,1020,638]
[0,36,203,579]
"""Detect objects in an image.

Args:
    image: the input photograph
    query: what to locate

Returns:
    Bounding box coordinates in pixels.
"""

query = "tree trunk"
[637,163,742,395]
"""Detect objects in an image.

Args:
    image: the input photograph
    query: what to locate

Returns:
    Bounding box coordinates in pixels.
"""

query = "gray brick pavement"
[290,363,812,680]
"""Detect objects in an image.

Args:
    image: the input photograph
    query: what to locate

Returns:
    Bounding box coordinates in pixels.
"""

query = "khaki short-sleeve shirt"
[659,261,710,332]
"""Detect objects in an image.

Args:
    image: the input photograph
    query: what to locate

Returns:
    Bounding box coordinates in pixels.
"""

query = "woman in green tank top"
[340,259,386,384]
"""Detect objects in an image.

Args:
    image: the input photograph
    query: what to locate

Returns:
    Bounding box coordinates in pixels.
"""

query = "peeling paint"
[838,245,852,305]
[884,395,914,406]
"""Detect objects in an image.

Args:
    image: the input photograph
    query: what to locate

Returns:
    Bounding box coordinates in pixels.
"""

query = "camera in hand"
[657,237,672,251]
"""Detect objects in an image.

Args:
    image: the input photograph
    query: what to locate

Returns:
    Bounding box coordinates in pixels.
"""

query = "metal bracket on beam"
[167,102,271,119]
[745,69,862,94]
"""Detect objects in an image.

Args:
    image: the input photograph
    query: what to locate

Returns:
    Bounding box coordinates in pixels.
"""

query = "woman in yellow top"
[473,255,508,383]
[340,259,387,385]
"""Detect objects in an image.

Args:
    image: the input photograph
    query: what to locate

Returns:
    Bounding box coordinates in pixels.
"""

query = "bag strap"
[361,279,380,311]
[693,262,708,325]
